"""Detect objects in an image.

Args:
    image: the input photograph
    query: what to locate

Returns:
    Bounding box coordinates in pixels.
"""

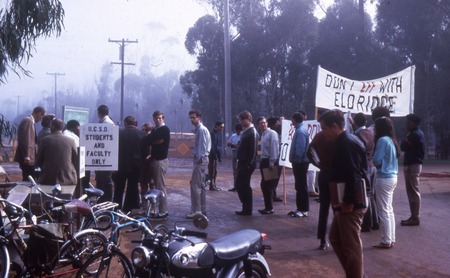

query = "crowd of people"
[14,104,425,278]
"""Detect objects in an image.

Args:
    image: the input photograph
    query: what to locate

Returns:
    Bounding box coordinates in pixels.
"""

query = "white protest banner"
[315,65,415,116]
[80,124,119,171]
[279,119,321,170]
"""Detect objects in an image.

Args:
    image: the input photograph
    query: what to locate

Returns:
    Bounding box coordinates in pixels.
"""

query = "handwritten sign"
[279,120,321,170]
[316,65,415,116]
[80,124,118,171]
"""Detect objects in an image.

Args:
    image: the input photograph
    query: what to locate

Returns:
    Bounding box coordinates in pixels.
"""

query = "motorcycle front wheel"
[237,262,267,278]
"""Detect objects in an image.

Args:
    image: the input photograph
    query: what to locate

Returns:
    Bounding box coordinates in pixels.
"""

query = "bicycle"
[76,195,170,278]
[0,216,10,278]
[0,178,109,277]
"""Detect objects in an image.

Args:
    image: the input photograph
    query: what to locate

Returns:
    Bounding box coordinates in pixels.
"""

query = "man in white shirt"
[63,119,80,147]
[257,116,279,214]
[186,110,211,219]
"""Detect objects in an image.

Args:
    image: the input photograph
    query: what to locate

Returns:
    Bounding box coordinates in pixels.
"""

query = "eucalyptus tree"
[0,0,64,146]
[376,0,450,157]
[262,0,318,117]
[309,0,383,79]
[0,0,64,82]
[181,14,225,125]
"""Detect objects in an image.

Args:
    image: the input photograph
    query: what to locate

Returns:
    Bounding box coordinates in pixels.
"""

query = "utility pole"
[46,72,65,118]
[223,0,232,155]
[109,38,138,122]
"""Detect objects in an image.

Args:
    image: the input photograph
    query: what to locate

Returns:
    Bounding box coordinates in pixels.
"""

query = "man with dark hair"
[14,106,46,181]
[257,116,279,215]
[353,112,379,232]
[208,121,224,191]
[144,110,171,220]
[400,113,425,226]
[371,106,391,121]
[186,109,211,218]
[235,110,259,216]
[37,114,55,146]
[319,109,368,277]
[64,119,80,147]
[288,111,310,218]
[114,115,145,213]
[95,104,114,202]
[267,117,283,202]
[37,119,78,185]
[97,105,113,123]
[226,123,242,191]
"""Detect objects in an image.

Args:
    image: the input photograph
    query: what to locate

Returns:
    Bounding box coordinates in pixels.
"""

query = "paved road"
[3,159,450,277]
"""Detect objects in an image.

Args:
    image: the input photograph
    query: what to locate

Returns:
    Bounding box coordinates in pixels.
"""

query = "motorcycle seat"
[144,189,164,204]
[208,229,262,263]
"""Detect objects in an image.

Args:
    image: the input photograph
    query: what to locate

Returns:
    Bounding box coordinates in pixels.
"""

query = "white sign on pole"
[279,119,321,170]
[79,146,86,178]
[80,124,119,171]
[315,65,415,116]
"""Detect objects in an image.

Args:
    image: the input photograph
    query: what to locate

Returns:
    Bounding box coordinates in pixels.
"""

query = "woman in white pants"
[372,117,401,249]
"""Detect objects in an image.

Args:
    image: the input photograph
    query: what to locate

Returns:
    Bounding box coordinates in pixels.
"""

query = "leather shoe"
[401,218,420,226]
[319,241,329,250]
[273,197,283,202]
[228,187,237,192]
[309,191,319,197]
[209,186,222,191]
[258,209,274,215]
[235,211,252,216]
[373,242,393,249]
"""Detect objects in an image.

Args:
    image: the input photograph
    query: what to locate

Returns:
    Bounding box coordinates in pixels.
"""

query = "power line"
[109,38,138,122]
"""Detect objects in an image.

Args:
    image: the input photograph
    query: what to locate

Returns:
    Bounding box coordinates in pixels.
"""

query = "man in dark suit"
[36,119,78,185]
[114,115,146,212]
[234,111,259,216]
[14,106,46,181]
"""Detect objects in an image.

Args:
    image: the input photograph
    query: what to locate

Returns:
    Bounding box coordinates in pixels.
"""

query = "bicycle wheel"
[76,248,133,278]
[82,211,114,238]
[59,229,108,268]
[0,244,10,278]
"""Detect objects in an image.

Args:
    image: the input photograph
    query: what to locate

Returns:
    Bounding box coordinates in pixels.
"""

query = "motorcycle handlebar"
[179,230,208,239]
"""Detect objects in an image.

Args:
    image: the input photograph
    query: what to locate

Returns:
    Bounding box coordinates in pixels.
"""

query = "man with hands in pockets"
[186,110,211,219]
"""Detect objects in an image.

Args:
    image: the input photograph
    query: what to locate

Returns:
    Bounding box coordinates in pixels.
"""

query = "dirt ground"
[2,158,450,277]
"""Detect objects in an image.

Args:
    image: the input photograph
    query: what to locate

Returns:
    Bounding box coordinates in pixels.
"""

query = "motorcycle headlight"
[131,246,153,269]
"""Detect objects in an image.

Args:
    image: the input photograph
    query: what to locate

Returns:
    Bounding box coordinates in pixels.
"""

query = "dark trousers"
[362,165,379,230]
[235,163,256,213]
[20,163,36,182]
[95,171,113,203]
[317,170,331,241]
[259,159,276,210]
[114,168,140,212]
[207,153,218,187]
[292,162,310,212]
[273,165,283,199]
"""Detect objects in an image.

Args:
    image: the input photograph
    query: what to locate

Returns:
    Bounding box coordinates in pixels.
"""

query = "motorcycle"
[131,210,271,278]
